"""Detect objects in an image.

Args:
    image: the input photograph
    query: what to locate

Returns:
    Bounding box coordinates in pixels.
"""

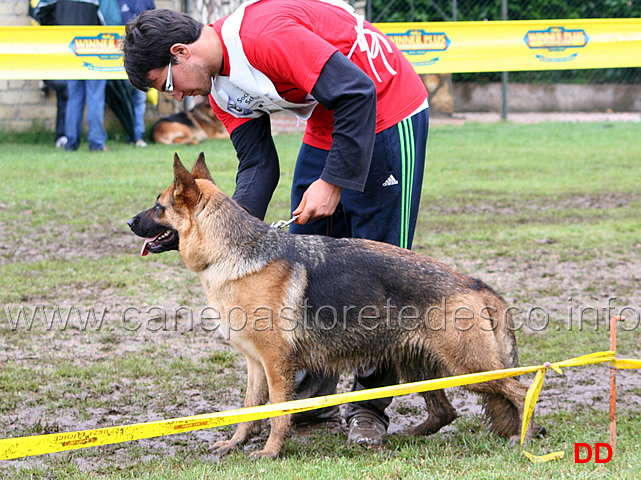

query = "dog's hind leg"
[211,356,268,457]
[463,377,534,445]
[404,389,458,436]
[483,388,546,445]
[483,392,521,438]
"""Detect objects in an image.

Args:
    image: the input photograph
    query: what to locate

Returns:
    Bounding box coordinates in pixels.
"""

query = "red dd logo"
[574,443,613,463]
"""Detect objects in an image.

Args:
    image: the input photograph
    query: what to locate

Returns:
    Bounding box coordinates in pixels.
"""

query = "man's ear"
[169,43,191,59]
[173,153,199,207]
[191,152,216,184]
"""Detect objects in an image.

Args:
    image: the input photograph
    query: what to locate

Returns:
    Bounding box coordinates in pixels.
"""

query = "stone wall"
[0,0,31,25]
[0,0,45,132]
[453,82,641,113]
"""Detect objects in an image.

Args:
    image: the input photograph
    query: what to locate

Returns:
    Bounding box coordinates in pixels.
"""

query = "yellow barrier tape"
[615,358,641,370]
[0,350,635,462]
[518,351,617,462]
[374,19,641,74]
[521,369,565,463]
[0,364,537,461]
[0,26,127,80]
[2,19,641,79]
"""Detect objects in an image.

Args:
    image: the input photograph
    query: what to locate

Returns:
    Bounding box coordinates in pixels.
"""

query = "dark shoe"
[293,416,342,437]
[293,405,340,427]
[347,413,387,446]
[90,146,109,152]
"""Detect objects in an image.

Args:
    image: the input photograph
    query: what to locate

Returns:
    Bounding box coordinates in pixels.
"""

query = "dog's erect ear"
[173,153,199,207]
[191,152,216,184]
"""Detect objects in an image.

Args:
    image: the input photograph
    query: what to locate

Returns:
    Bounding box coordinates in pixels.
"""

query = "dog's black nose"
[127,216,138,229]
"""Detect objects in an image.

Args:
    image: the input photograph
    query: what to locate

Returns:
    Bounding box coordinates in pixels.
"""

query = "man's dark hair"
[123,9,204,91]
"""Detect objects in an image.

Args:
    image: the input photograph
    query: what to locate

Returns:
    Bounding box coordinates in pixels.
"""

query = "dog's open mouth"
[140,229,179,256]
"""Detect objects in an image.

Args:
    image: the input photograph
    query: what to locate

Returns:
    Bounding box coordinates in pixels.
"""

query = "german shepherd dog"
[128,153,539,459]
[151,101,229,145]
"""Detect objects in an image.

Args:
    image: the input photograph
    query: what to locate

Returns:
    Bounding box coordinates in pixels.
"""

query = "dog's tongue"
[141,233,162,257]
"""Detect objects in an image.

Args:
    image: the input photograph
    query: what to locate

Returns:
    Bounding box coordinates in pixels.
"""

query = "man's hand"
[293,179,342,224]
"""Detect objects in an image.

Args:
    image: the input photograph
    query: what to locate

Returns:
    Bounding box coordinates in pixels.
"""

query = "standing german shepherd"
[128,153,538,459]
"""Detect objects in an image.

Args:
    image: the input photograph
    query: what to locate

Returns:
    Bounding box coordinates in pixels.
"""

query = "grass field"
[0,121,640,479]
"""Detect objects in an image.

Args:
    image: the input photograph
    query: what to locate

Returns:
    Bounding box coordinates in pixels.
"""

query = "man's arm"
[312,51,377,192]
[229,114,279,221]
[293,51,377,224]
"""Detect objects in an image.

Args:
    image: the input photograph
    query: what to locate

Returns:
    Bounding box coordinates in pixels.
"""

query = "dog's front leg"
[249,357,295,459]
[211,356,268,457]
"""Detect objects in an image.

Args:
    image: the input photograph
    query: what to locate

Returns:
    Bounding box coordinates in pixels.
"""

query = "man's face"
[147,58,212,102]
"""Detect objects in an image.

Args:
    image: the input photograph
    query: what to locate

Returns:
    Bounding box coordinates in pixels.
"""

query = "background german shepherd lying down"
[128,153,541,459]
[151,101,228,145]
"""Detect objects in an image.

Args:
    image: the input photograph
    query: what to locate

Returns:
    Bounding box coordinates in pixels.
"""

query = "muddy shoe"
[347,414,387,446]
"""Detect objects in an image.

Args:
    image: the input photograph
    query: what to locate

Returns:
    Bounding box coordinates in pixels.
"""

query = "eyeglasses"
[164,61,174,96]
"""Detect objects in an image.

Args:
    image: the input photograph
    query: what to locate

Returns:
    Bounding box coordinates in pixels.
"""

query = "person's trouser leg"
[289,144,347,424]
[291,371,341,424]
[64,79,85,151]
[342,107,429,430]
[86,79,107,150]
[131,86,147,142]
[45,80,68,141]
[339,107,429,249]
[288,108,429,432]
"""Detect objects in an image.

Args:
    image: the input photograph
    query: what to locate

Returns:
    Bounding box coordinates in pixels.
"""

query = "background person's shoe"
[55,136,68,148]
[135,139,148,147]
[347,413,387,446]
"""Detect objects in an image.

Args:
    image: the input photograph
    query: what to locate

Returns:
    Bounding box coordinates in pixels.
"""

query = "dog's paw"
[402,414,457,437]
[210,440,238,457]
[402,422,438,437]
[249,448,279,460]
[511,423,546,448]
[508,434,522,448]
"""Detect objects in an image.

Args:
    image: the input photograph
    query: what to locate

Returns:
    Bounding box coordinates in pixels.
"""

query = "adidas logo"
[382,174,399,187]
